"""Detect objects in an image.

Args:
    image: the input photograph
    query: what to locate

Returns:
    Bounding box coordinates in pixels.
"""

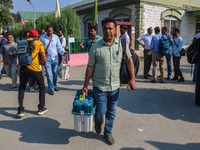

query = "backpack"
[187,38,200,64]
[159,34,171,56]
[17,39,38,65]
[120,39,140,84]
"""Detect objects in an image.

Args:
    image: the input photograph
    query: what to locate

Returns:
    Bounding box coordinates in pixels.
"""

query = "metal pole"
[27,0,36,29]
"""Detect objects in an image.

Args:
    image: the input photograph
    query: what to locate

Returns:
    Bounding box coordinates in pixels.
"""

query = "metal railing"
[70,37,139,54]
[135,36,138,50]
[70,37,88,54]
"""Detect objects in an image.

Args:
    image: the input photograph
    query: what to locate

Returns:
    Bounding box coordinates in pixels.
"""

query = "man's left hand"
[128,79,136,91]
[62,56,65,60]
[9,52,14,56]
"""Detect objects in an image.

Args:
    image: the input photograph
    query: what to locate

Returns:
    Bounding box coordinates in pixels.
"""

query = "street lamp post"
[27,0,36,29]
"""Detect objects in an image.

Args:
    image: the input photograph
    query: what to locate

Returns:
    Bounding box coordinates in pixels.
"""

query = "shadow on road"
[118,88,200,123]
[58,80,92,86]
[0,107,106,145]
[146,141,200,150]
[120,148,145,150]
[0,83,14,91]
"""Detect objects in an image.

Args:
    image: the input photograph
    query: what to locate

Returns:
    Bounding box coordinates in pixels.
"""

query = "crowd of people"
[0,17,199,145]
[137,26,185,83]
[0,25,67,117]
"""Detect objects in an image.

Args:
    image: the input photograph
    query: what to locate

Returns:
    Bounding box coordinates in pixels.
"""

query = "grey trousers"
[144,49,152,76]
[4,64,17,87]
[0,62,3,75]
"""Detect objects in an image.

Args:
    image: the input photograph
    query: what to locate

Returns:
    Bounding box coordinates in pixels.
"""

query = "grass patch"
[139,56,144,61]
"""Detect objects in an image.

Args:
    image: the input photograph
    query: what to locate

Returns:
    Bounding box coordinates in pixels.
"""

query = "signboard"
[132,27,135,33]
[68,37,75,43]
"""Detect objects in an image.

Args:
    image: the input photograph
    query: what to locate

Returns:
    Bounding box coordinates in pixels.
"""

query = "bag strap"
[32,53,39,61]
[121,39,127,60]
[174,39,178,48]
[45,37,52,52]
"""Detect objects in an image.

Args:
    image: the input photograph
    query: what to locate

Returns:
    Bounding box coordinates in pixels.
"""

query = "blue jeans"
[166,55,172,77]
[93,87,119,136]
[45,58,58,91]
[193,64,198,82]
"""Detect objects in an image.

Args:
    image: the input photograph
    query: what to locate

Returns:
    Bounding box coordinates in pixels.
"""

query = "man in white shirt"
[137,27,153,79]
[119,25,130,47]
[58,29,66,65]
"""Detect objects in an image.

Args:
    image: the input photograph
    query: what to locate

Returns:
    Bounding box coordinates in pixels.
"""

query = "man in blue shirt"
[40,25,65,95]
[162,26,173,79]
[150,27,165,83]
[171,28,184,82]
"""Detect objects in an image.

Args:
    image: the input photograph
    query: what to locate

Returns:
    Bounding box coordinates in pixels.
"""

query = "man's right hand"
[0,59,2,63]
[82,86,88,96]
[142,44,145,48]
[80,40,85,49]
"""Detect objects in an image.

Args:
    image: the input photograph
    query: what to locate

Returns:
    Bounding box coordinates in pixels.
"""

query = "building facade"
[68,0,200,51]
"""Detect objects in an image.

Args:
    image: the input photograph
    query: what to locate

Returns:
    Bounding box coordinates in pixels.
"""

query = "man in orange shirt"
[16,30,47,118]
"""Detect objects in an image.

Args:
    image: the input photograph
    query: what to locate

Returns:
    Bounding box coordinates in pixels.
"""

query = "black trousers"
[58,53,62,65]
[144,49,152,76]
[173,56,183,77]
[18,66,45,111]
[195,58,200,105]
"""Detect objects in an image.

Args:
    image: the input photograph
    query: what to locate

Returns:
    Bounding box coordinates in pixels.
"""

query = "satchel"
[174,40,185,56]
[58,60,70,80]
[120,39,130,84]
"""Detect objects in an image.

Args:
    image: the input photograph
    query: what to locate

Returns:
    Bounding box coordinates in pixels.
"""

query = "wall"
[143,4,196,46]
[180,12,196,46]
[143,4,167,34]
[79,4,136,37]
[67,53,89,66]
[142,0,200,8]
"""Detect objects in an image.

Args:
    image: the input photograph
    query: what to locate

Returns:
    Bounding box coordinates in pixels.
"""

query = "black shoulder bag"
[174,40,185,56]
[120,39,130,84]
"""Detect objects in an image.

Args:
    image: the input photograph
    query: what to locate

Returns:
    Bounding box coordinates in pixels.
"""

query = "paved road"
[0,56,199,150]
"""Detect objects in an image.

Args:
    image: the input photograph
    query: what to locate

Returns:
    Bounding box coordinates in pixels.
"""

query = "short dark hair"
[7,32,12,36]
[59,29,64,34]
[154,26,160,33]
[162,26,168,31]
[120,25,128,30]
[89,25,97,31]
[25,31,29,36]
[147,27,153,32]
[174,28,179,33]
[101,17,117,28]
[46,24,54,31]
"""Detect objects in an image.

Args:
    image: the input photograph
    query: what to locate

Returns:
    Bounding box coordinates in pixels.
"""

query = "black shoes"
[37,107,48,115]
[16,110,24,118]
[49,91,54,95]
[95,124,101,134]
[54,87,59,91]
[171,76,178,80]
[178,77,184,82]
[144,74,152,79]
[150,80,156,83]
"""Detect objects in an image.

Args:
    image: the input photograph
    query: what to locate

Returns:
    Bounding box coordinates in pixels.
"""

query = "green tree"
[0,0,14,29]
[57,7,80,37]
[36,14,49,32]
[10,22,34,40]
